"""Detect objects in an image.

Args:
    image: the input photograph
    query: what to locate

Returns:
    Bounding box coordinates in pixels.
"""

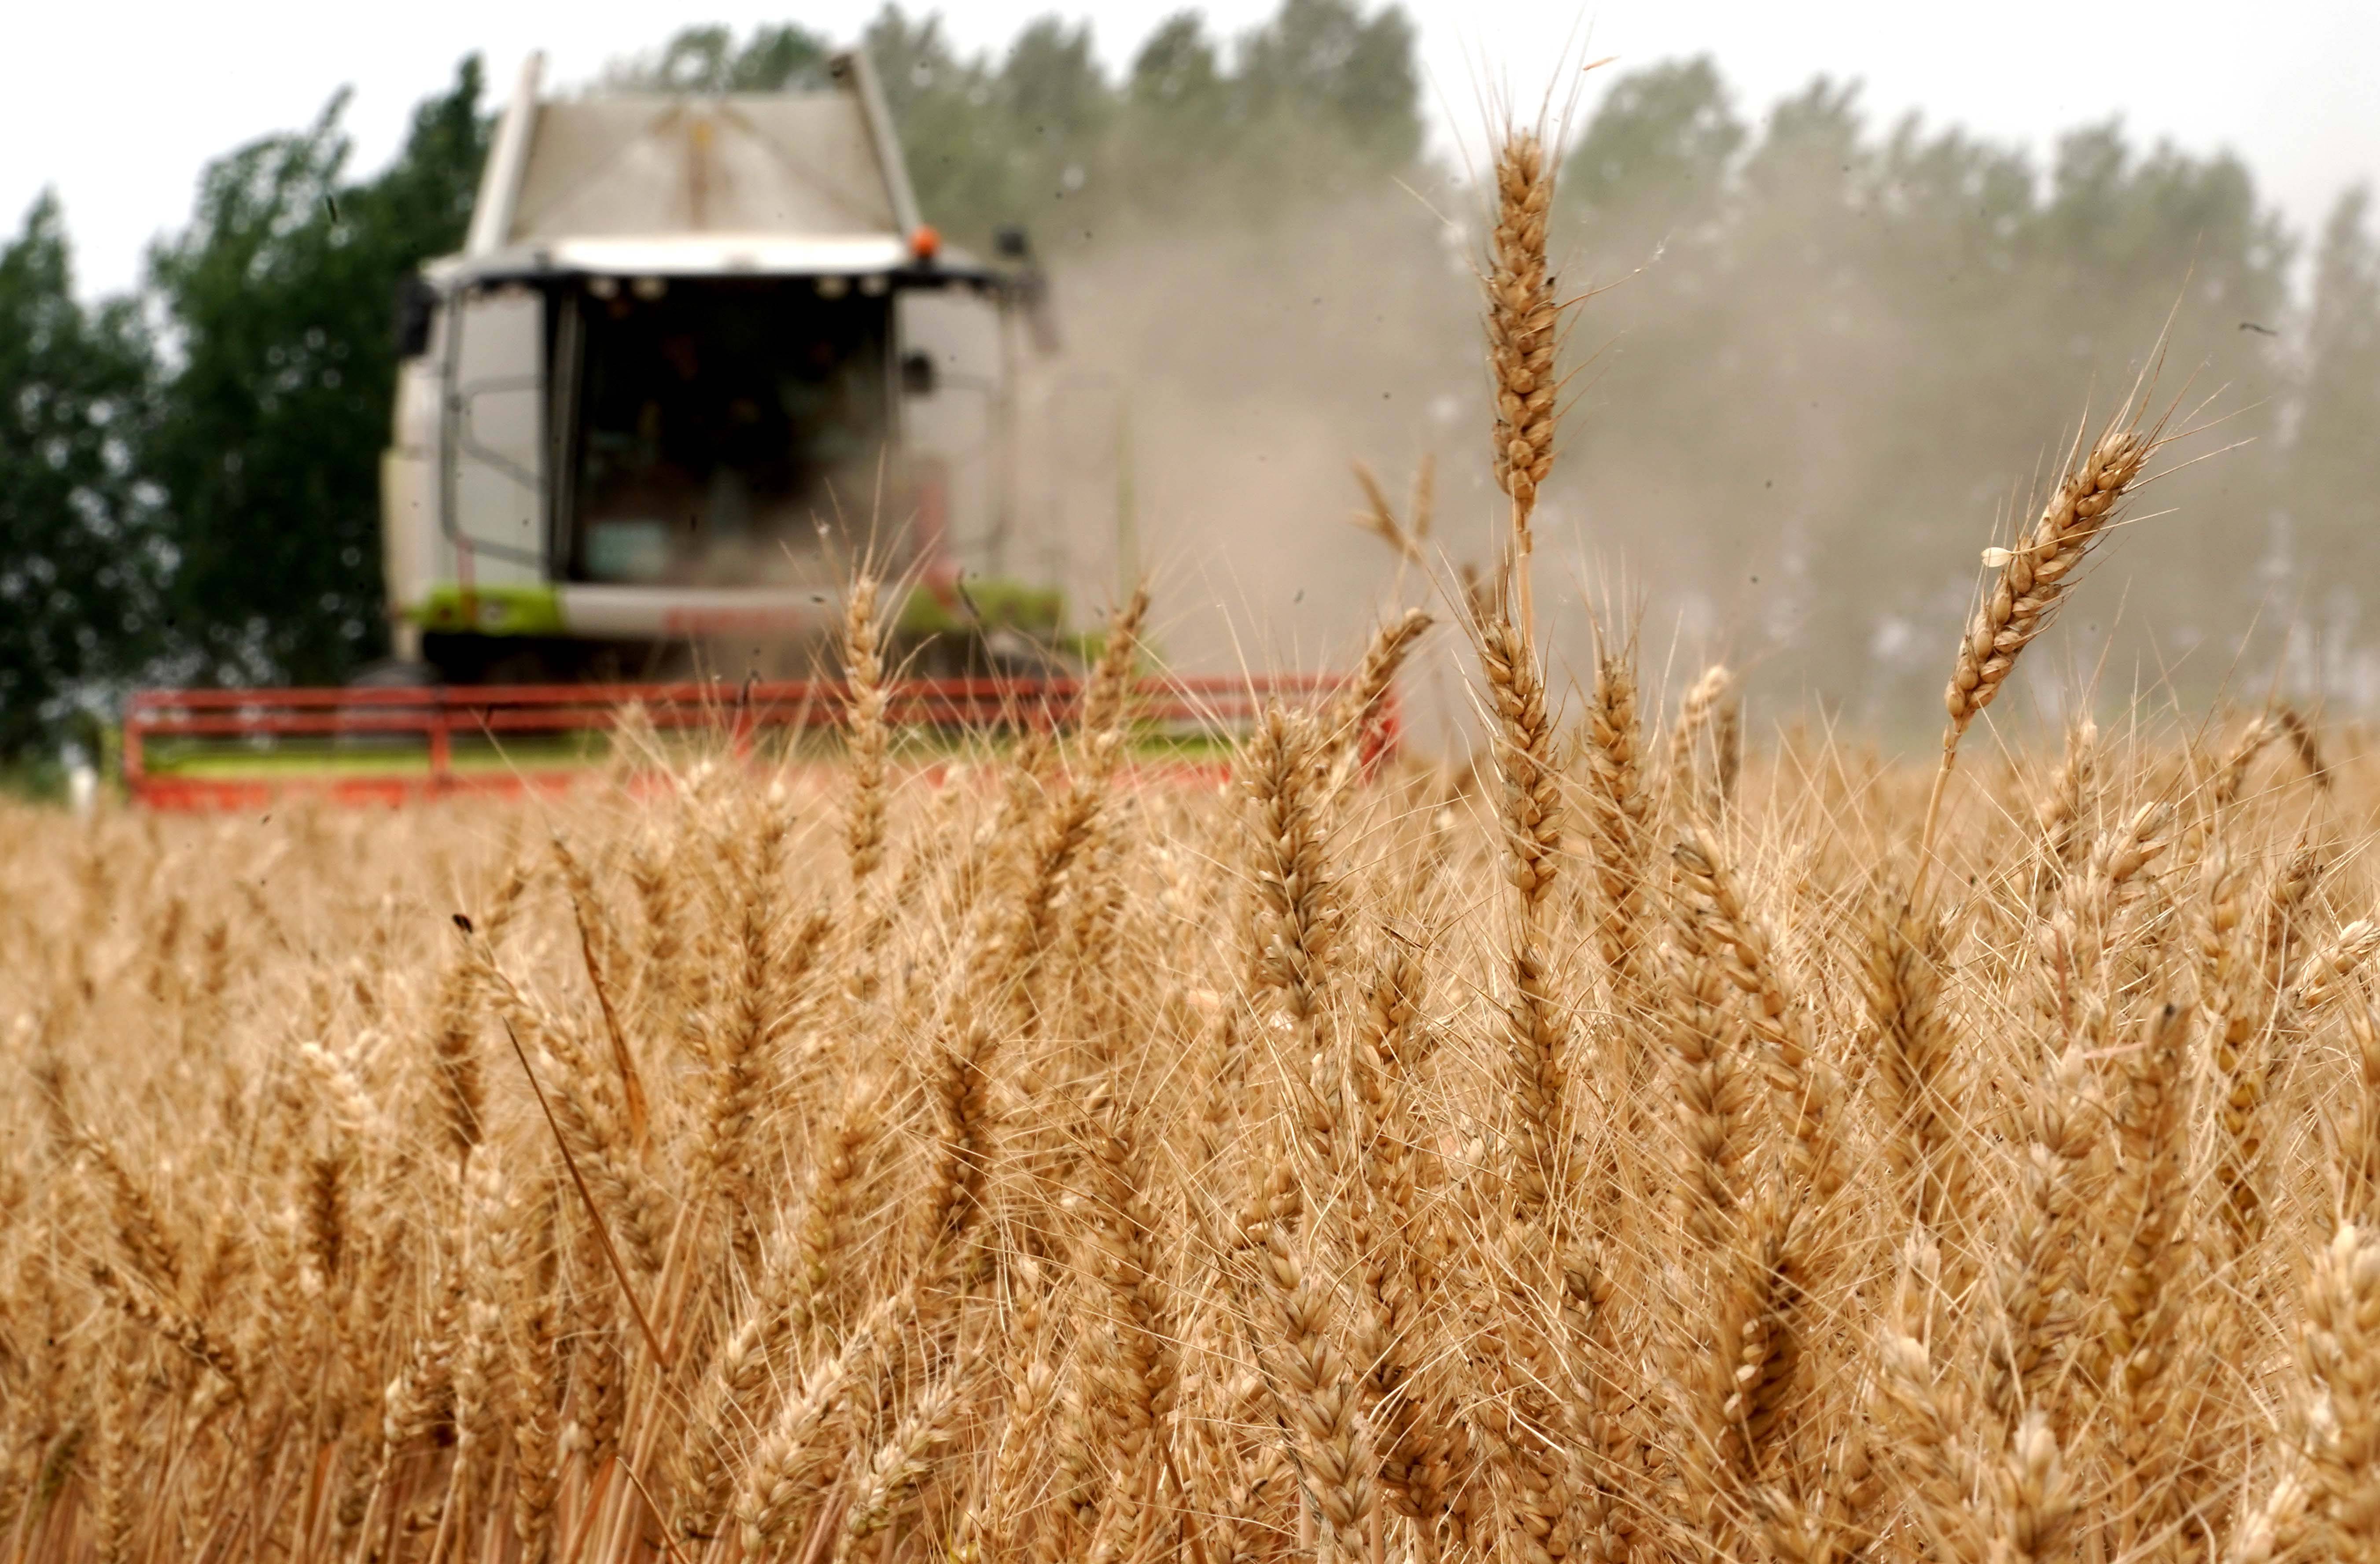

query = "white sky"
[7,0,2376,300]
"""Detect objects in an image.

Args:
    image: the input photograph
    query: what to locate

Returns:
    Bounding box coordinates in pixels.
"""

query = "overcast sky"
[8,0,2375,300]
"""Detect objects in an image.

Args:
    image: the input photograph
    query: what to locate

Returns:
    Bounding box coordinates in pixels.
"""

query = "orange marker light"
[910,225,941,261]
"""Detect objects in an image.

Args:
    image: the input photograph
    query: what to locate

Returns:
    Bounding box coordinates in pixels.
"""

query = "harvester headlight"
[858,274,889,297]
[632,276,667,300]
[588,275,619,299]
[815,275,851,299]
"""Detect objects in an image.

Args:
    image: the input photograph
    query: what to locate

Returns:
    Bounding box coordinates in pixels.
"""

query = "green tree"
[1549,61,2299,723]
[848,0,1424,245]
[1128,14,1227,130]
[1235,0,1420,171]
[1739,77,1866,206]
[603,23,831,92]
[1000,20,1109,143]
[866,8,1010,243]
[1562,56,1744,225]
[0,194,160,760]
[145,59,488,686]
[1114,15,1237,206]
[996,18,1114,219]
[2291,187,2380,580]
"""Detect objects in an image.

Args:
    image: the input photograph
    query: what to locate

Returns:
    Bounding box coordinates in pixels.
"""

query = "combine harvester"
[125,51,1377,808]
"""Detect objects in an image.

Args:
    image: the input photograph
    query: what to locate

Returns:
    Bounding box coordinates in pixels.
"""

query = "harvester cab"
[381,50,1051,685]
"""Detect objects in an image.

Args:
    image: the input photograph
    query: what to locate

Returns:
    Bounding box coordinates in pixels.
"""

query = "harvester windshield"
[564,276,890,587]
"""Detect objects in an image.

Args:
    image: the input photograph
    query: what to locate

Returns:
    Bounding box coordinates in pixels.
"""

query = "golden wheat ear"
[1917,381,2179,894]
[1580,608,1654,1016]
[841,571,890,888]
[1486,126,1560,634]
[1667,661,1736,824]
[1942,419,2155,747]
[1349,460,1422,566]
[1326,607,1431,796]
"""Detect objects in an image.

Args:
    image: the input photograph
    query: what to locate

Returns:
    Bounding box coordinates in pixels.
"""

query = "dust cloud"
[991,159,2344,752]
[1009,185,1499,750]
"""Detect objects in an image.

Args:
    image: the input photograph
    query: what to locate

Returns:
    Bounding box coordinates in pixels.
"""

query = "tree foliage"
[142,58,489,688]
[2294,188,2380,578]
[1548,59,2316,718]
[0,195,159,759]
[600,23,830,92]
[851,0,1422,248]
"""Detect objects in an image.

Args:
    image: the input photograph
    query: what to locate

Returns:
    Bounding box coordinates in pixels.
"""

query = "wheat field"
[9,128,2380,1564]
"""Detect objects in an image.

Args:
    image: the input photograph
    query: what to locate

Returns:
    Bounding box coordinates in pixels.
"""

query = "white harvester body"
[382,51,1026,681]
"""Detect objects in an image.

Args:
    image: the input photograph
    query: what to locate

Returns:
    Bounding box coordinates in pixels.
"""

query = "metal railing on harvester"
[122,674,1398,810]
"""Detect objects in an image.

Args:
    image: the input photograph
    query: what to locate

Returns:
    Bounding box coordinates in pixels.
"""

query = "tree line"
[0,7,2374,763]
[1542,60,2378,723]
